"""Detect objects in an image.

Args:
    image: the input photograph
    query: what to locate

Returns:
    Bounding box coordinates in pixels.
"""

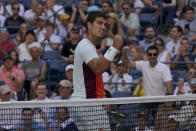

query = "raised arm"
[88,35,123,75]
[122,46,136,69]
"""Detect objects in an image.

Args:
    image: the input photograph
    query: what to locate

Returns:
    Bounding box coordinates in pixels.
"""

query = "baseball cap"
[0,85,11,95]
[3,55,12,62]
[87,5,100,13]
[71,25,80,31]
[65,64,73,72]
[58,80,72,88]
[60,13,70,21]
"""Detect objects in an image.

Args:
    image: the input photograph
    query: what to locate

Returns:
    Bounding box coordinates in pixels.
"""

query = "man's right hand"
[113,35,123,50]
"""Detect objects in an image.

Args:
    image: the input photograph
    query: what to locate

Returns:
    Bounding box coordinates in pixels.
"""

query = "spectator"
[0,85,21,130]
[45,0,65,25]
[155,37,172,67]
[0,9,6,27]
[122,45,173,96]
[22,43,47,100]
[54,13,70,41]
[54,107,78,131]
[135,111,153,131]
[176,6,196,41]
[173,67,195,95]
[0,55,25,100]
[17,30,41,62]
[18,108,46,131]
[8,50,21,69]
[4,2,25,34]
[108,60,133,92]
[171,37,194,70]
[5,0,25,17]
[32,82,54,129]
[166,25,183,59]
[128,46,143,82]
[65,64,74,84]
[24,1,46,26]
[161,0,176,28]
[34,16,46,38]
[52,80,72,100]
[61,25,81,63]
[0,29,15,60]
[13,22,28,46]
[100,12,125,53]
[139,25,156,52]
[37,22,61,51]
[101,1,113,14]
[120,2,140,39]
[75,0,89,24]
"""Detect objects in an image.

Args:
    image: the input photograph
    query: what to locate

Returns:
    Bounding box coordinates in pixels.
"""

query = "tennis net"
[0,95,196,131]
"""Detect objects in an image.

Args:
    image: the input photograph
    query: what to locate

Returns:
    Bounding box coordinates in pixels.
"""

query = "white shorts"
[69,105,111,131]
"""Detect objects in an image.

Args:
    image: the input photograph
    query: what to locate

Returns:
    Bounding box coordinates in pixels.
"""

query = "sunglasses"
[148,53,157,57]
[122,8,129,10]
[12,7,19,10]
[190,81,196,84]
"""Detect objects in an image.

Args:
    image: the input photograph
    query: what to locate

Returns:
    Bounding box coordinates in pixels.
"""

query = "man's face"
[170,27,181,39]
[30,47,41,59]
[0,31,8,43]
[147,49,158,64]
[12,4,20,15]
[122,4,131,15]
[145,27,155,39]
[57,108,68,121]
[70,30,80,40]
[0,92,11,101]
[185,10,195,21]
[58,86,71,99]
[36,85,48,98]
[87,17,107,39]
[4,59,14,70]
[65,69,73,81]
[46,25,54,35]
[22,110,33,125]
[102,2,112,13]
[35,4,43,16]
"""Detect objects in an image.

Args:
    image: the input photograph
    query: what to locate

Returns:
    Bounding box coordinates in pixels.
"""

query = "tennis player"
[71,11,123,131]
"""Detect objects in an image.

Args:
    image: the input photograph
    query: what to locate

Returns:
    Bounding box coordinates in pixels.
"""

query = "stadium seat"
[42,51,61,60]
[0,60,3,67]
[47,59,68,90]
[112,91,132,98]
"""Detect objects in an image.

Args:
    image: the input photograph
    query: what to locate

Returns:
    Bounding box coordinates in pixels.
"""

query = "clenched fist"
[113,35,123,50]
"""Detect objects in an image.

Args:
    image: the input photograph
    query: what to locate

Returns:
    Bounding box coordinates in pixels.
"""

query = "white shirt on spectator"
[111,73,133,92]
[166,39,181,58]
[0,4,5,16]
[24,9,46,21]
[0,15,5,27]
[37,33,61,51]
[47,5,64,25]
[18,42,41,61]
[174,82,192,95]
[6,3,25,17]
[136,61,172,96]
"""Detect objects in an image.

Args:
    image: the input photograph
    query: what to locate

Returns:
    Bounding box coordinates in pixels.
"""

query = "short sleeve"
[78,43,98,64]
[162,66,172,82]
[135,61,146,71]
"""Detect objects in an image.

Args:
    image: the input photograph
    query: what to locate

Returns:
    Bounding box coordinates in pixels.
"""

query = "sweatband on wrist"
[104,46,118,62]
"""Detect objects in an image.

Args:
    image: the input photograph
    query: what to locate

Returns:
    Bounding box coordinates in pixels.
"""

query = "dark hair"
[172,25,183,35]
[8,50,19,65]
[11,2,19,9]
[122,2,133,8]
[25,30,36,39]
[104,89,111,98]
[85,11,107,33]
[180,37,190,44]
[36,81,48,90]
[155,37,164,46]
[147,45,159,54]
[56,107,68,115]
[183,5,195,13]
[46,22,54,29]
[22,108,33,115]
[102,1,113,8]
[144,25,155,32]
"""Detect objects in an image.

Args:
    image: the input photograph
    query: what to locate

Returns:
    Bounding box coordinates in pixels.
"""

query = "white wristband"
[104,46,118,62]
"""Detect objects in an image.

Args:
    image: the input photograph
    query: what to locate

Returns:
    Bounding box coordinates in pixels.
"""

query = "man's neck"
[37,97,46,101]
[86,34,100,47]
[149,61,158,68]
[12,15,19,20]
